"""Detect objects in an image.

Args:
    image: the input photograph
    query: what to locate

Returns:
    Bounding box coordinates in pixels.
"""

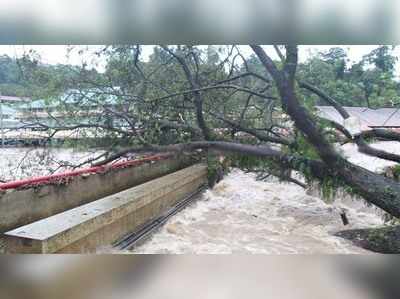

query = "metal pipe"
[115,185,206,250]
[0,153,172,190]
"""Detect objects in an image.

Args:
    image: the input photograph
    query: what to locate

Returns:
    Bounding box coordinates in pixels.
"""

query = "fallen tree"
[335,225,400,253]
[14,45,400,219]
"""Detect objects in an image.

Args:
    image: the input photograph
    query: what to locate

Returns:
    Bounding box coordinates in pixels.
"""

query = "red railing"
[0,153,172,190]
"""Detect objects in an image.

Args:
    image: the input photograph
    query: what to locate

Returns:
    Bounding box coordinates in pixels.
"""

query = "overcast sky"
[0,45,398,75]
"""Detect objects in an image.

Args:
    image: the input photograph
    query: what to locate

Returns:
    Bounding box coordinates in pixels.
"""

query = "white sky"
[0,45,398,75]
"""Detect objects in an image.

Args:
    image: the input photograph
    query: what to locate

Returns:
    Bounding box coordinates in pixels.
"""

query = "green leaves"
[298,46,400,108]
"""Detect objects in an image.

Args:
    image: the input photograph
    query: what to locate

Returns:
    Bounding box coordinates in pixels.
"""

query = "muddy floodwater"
[0,147,103,181]
[127,141,400,254]
[127,169,382,254]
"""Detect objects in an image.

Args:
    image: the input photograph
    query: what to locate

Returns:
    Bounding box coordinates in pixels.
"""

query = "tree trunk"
[335,225,400,253]
[251,45,400,218]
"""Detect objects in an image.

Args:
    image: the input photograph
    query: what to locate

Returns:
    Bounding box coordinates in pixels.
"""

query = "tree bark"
[335,225,400,253]
[251,45,400,218]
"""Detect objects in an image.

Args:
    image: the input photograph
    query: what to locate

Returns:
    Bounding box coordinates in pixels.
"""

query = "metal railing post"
[0,93,4,148]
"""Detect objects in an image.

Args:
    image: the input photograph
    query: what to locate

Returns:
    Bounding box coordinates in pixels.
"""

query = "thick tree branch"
[300,80,400,163]
[152,84,276,102]
[299,81,350,119]
[252,44,400,218]
[154,119,202,137]
[253,46,340,165]
[361,128,400,142]
[210,112,293,146]
[162,46,212,140]
[283,45,298,83]
[214,72,271,85]
[93,140,329,181]
[250,45,282,81]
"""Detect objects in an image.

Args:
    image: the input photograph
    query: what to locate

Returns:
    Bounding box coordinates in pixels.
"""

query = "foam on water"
[131,141,400,254]
[340,141,400,172]
[131,169,383,254]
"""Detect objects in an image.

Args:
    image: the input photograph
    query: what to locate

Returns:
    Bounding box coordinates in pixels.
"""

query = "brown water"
[124,141,400,254]
[0,147,103,181]
[127,169,382,254]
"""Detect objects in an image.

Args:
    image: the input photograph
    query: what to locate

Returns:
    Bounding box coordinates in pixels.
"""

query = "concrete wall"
[4,164,207,253]
[59,168,206,253]
[0,154,194,233]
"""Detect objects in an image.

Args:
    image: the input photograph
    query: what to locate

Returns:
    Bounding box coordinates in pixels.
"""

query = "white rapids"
[130,169,383,254]
[129,141,400,254]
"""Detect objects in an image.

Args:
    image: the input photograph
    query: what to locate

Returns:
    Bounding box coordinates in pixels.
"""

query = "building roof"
[18,88,121,110]
[315,106,400,128]
[0,95,30,103]
[2,105,17,116]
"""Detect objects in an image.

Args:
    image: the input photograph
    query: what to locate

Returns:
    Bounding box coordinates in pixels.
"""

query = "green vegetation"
[298,46,399,108]
[3,45,400,219]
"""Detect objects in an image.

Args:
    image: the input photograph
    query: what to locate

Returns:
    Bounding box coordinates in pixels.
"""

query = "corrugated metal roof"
[0,95,30,103]
[1,105,17,116]
[316,106,400,128]
[18,88,121,110]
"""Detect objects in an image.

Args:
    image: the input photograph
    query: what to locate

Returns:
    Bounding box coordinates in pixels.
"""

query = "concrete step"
[4,164,207,253]
[0,154,193,233]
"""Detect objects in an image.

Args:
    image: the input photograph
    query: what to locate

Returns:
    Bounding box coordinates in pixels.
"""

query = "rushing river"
[0,147,103,181]
[127,169,382,254]
[127,142,400,254]
[0,142,398,254]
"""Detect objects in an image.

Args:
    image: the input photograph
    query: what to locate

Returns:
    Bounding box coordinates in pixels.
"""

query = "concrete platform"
[4,164,207,253]
[0,154,193,233]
